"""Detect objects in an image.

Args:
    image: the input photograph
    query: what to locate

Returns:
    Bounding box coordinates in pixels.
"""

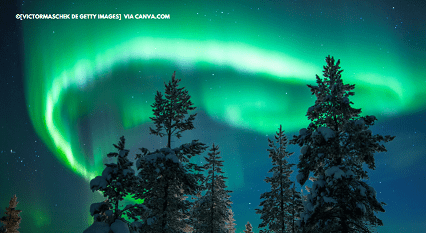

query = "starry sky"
[1,0,425,232]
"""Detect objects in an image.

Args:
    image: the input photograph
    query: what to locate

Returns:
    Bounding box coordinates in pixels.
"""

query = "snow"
[368,186,377,198]
[160,147,173,154]
[83,219,132,233]
[122,168,135,177]
[325,166,345,180]
[312,179,326,190]
[305,202,314,212]
[296,173,306,184]
[144,152,164,164]
[165,152,179,164]
[299,128,308,136]
[90,202,113,225]
[144,149,180,164]
[147,216,157,225]
[359,185,366,196]
[345,169,355,178]
[301,145,309,155]
[130,221,143,229]
[110,219,130,233]
[102,167,114,181]
[119,149,129,158]
[89,201,110,217]
[355,118,365,127]
[90,176,108,191]
[323,196,337,204]
[356,202,366,213]
[317,127,335,142]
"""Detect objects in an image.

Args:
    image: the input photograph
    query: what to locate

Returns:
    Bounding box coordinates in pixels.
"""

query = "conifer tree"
[85,136,148,233]
[173,184,194,232]
[224,206,237,233]
[256,125,303,233]
[244,221,254,233]
[132,142,207,232]
[149,71,197,149]
[188,191,203,232]
[288,183,304,233]
[289,55,396,232]
[0,194,22,233]
[192,143,233,233]
[130,71,207,232]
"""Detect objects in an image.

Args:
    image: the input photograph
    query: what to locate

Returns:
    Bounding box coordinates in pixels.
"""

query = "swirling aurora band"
[20,0,426,227]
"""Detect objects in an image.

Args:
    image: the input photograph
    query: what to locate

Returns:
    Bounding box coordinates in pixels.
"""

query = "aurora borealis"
[1,0,426,232]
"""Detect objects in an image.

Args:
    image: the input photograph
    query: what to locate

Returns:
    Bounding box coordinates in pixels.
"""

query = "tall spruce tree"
[149,71,197,149]
[130,71,207,232]
[192,143,233,233]
[255,125,303,233]
[289,55,395,232]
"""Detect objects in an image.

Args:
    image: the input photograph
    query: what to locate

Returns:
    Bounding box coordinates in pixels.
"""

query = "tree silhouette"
[244,221,254,233]
[256,125,303,233]
[0,194,22,233]
[131,71,207,232]
[290,55,395,232]
[149,71,197,148]
[192,143,233,233]
[85,136,148,233]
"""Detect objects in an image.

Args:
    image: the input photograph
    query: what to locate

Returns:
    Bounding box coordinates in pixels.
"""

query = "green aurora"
[20,0,425,228]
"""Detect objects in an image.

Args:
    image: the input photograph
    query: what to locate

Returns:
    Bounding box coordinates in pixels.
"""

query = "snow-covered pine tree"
[174,184,193,233]
[188,191,203,232]
[288,183,304,233]
[85,136,149,233]
[255,125,303,233]
[192,143,233,233]
[289,55,396,232]
[149,71,197,149]
[224,204,237,233]
[0,194,22,233]
[244,221,254,233]
[129,71,207,232]
[131,143,207,232]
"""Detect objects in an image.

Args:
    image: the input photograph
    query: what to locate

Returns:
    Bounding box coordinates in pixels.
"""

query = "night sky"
[1,0,425,232]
